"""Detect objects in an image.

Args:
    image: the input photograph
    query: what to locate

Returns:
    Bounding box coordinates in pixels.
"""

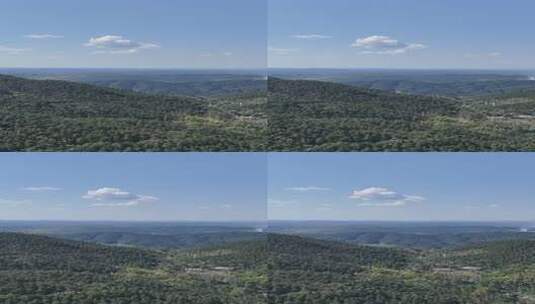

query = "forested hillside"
[5,73,535,151]
[0,232,267,304]
[58,231,264,249]
[3,232,535,303]
[0,74,265,151]
[267,234,535,304]
[268,77,535,151]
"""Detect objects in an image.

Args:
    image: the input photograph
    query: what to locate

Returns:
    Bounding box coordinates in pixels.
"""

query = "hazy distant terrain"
[270,69,535,97]
[268,221,535,249]
[0,221,266,249]
[0,69,267,97]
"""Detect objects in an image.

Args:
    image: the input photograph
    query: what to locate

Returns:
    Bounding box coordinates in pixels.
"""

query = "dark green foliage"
[451,239,535,269]
[268,77,535,151]
[0,232,159,272]
[4,231,535,303]
[0,75,266,151]
[267,235,535,304]
[60,231,264,249]
[268,234,411,272]
[0,232,267,304]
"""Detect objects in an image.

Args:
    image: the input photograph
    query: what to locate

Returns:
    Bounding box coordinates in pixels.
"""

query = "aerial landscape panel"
[0,153,268,303]
[1,153,535,302]
[266,153,535,303]
[267,0,535,151]
[0,0,268,152]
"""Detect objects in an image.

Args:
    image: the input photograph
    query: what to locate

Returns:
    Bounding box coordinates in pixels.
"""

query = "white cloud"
[22,186,62,192]
[0,45,30,55]
[220,204,233,209]
[285,186,331,192]
[268,46,299,55]
[24,34,63,39]
[85,35,159,54]
[350,187,424,207]
[83,187,158,207]
[351,35,426,55]
[292,34,332,40]
[489,203,500,208]
[223,52,233,56]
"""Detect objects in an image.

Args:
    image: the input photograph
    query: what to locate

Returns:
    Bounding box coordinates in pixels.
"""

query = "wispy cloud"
[350,187,425,207]
[291,34,332,40]
[85,35,159,54]
[24,34,64,39]
[285,186,331,192]
[200,52,233,57]
[0,198,31,206]
[315,203,334,212]
[268,46,299,55]
[0,45,30,55]
[83,187,158,207]
[22,186,62,192]
[464,52,502,58]
[268,199,298,208]
[351,35,426,55]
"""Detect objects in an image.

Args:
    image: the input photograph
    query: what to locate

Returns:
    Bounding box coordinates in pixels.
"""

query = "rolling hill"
[268,77,535,151]
[0,232,267,304]
[267,234,535,304]
[3,231,535,303]
[0,74,266,151]
[4,69,267,97]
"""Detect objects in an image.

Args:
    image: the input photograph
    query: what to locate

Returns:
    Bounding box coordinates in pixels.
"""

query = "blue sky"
[2,153,534,222]
[0,0,266,69]
[269,0,535,69]
[268,153,535,221]
[0,153,267,221]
